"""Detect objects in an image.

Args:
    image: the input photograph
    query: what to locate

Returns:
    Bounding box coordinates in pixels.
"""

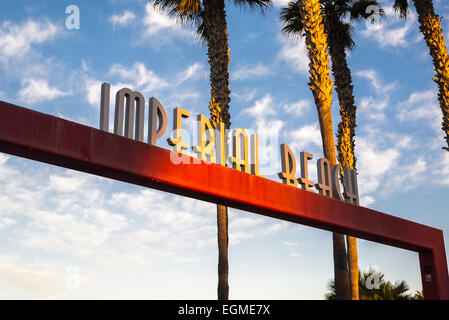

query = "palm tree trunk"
[216,204,229,300]
[204,0,231,130]
[327,16,359,300]
[412,0,449,151]
[301,0,351,300]
[203,0,231,300]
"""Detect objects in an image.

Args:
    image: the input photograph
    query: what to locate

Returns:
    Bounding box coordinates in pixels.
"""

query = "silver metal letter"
[278,144,298,187]
[148,97,167,146]
[315,158,332,197]
[114,88,145,141]
[250,134,264,178]
[230,128,249,173]
[214,122,227,166]
[100,82,110,132]
[192,114,215,163]
[343,167,359,205]
[332,164,345,201]
[167,107,190,155]
[298,151,315,192]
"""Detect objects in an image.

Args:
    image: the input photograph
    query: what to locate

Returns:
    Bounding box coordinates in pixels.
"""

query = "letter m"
[239,305,249,314]
[114,88,145,141]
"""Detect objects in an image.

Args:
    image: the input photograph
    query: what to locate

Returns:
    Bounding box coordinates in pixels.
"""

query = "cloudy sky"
[1,0,449,299]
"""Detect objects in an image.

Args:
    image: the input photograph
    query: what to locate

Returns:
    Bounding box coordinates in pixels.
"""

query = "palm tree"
[393,0,449,152]
[281,0,383,300]
[280,0,351,300]
[149,0,271,300]
[326,269,420,300]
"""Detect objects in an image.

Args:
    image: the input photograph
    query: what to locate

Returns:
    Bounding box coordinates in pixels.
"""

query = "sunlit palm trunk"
[327,16,359,300]
[301,0,351,300]
[412,0,449,150]
[203,0,231,300]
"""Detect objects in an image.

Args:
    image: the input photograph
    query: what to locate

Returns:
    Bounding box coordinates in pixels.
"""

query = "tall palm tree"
[326,269,419,300]
[280,0,351,300]
[150,0,271,300]
[393,0,449,152]
[281,0,383,300]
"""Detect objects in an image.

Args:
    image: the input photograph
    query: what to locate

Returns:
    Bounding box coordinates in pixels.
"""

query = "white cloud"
[357,136,401,195]
[355,126,429,204]
[288,123,322,152]
[231,63,272,81]
[0,216,15,230]
[355,69,395,95]
[109,62,168,93]
[277,37,309,74]
[142,3,195,43]
[0,255,85,299]
[432,152,449,185]
[241,94,284,174]
[272,0,290,7]
[84,60,205,112]
[360,196,375,207]
[283,99,311,116]
[390,157,427,192]
[244,94,276,118]
[85,61,169,108]
[232,88,257,102]
[359,96,388,112]
[110,11,136,27]
[18,78,71,104]
[176,62,208,85]
[355,69,396,121]
[289,253,300,257]
[359,6,420,48]
[85,78,103,108]
[397,90,441,131]
[0,19,60,59]
[49,175,85,193]
[261,222,288,235]
[143,4,178,35]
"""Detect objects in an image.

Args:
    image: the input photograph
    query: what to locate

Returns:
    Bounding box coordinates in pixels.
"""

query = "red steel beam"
[0,100,448,299]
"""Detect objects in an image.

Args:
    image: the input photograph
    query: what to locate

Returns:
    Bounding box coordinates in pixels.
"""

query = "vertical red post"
[419,232,449,300]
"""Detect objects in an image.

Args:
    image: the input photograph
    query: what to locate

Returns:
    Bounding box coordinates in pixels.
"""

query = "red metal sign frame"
[0,100,448,299]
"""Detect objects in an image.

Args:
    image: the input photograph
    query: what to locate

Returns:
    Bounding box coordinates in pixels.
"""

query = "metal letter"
[167,107,190,155]
[278,144,298,187]
[229,128,249,173]
[343,167,359,205]
[214,122,227,166]
[114,88,145,141]
[192,114,215,163]
[148,97,167,146]
[298,151,315,192]
[250,134,264,178]
[315,158,332,197]
[332,164,344,201]
[100,82,110,132]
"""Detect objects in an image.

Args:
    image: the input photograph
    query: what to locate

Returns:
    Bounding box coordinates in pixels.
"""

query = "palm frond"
[151,0,201,17]
[232,0,272,12]
[279,1,305,36]
[339,21,356,51]
[332,0,352,17]
[393,0,409,19]
[350,0,385,21]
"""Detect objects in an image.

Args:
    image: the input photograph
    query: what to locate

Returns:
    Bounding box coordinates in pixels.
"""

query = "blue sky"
[0,0,449,299]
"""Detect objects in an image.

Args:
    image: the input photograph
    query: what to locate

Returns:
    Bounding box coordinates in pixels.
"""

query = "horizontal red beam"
[0,100,448,299]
